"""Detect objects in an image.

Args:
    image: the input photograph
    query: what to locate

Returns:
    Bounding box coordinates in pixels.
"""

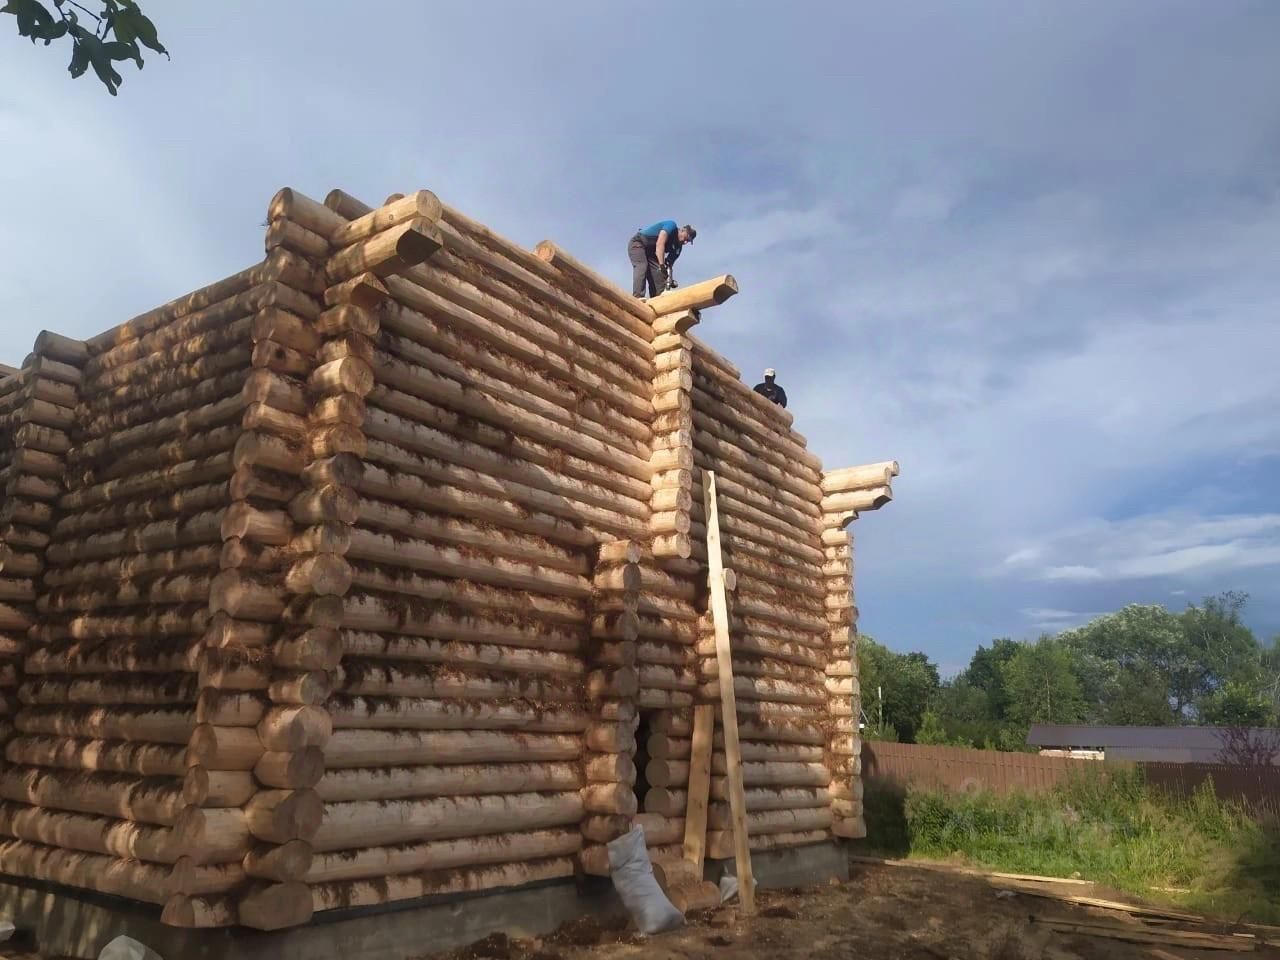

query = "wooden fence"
[862,741,1280,816]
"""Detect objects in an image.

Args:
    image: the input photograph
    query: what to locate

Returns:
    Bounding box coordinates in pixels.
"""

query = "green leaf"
[125,7,164,57]
[102,38,141,67]
[2,0,56,40]
[67,38,88,78]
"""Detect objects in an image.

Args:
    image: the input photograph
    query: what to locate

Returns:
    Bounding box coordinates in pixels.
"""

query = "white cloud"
[1002,513,1280,585]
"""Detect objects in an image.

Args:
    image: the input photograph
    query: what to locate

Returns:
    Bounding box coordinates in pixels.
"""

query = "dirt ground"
[3,861,1277,959]
[434,861,1280,960]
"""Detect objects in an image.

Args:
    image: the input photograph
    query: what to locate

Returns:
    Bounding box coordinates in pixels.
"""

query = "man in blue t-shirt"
[629,220,697,298]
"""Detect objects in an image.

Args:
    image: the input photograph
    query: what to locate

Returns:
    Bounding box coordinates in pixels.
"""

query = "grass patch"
[854,766,1280,924]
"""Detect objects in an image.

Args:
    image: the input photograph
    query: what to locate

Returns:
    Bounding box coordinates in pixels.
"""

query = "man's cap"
[764,368,776,378]
[682,225,696,242]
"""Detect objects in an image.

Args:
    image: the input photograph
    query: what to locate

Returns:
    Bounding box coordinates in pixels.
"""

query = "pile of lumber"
[0,183,898,932]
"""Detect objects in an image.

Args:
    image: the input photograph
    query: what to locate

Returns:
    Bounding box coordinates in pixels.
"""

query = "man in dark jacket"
[629,220,696,298]
[753,368,787,408]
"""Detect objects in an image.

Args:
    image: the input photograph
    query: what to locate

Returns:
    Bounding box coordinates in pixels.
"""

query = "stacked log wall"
[633,332,841,857]
[0,262,296,917]
[0,184,898,928]
[300,188,657,913]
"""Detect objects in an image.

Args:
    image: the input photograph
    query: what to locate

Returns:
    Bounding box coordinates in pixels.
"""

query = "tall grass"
[858,766,1280,924]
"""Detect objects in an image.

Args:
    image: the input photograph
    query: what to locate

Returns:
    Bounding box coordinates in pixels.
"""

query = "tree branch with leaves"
[3,0,166,95]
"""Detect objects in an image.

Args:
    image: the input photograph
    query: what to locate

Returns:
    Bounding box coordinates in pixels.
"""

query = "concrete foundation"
[0,842,849,959]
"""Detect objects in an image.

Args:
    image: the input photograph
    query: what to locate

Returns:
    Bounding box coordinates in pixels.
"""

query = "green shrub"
[862,768,1280,923]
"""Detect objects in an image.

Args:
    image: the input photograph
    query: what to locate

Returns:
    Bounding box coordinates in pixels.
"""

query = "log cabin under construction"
[0,186,898,940]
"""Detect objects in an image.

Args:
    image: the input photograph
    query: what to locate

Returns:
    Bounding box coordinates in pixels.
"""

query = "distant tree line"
[859,592,1280,751]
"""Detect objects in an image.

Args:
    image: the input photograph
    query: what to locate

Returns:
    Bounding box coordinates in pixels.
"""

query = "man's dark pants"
[629,234,664,298]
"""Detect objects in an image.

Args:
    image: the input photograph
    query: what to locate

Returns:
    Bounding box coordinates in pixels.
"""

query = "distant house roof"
[1026,724,1277,763]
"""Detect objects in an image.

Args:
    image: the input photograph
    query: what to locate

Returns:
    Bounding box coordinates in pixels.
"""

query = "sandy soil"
[434,861,1280,960]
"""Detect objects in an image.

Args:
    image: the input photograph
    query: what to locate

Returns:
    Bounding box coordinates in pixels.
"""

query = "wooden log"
[254,748,325,790]
[245,788,324,843]
[16,706,194,744]
[307,828,580,885]
[532,239,654,335]
[329,697,589,734]
[706,828,829,860]
[380,325,650,445]
[239,881,313,930]
[422,235,652,380]
[33,330,88,365]
[363,438,644,535]
[187,724,264,771]
[0,839,171,904]
[342,601,583,654]
[330,190,443,249]
[161,892,237,928]
[347,568,583,625]
[372,347,652,458]
[369,382,652,486]
[381,294,651,422]
[311,857,573,912]
[326,218,443,283]
[822,485,893,514]
[652,310,698,336]
[645,275,738,315]
[174,806,252,865]
[652,857,701,892]
[821,461,899,494]
[196,690,268,727]
[258,705,332,752]
[341,633,582,677]
[388,266,651,402]
[699,676,827,706]
[311,791,584,852]
[707,788,833,821]
[183,767,256,808]
[581,783,638,816]
[269,187,349,237]
[0,768,185,825]
[323,730,581,769]
[168,857,246,897]
[316,761,582,803]
[710,762,831,793]
[0,802,179,863]
[243,839,313,882]
[346,527,590,599]
[668,880,721,913]
[332,665,578,701]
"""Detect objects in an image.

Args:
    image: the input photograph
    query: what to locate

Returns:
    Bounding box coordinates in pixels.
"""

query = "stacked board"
[0,185,897,931]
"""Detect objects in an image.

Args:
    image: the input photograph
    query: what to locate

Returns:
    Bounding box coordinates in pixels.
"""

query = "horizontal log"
[0,838,171,904]
[368,383,652,488]
[311,791,583,852]
[382,278,653,421]
[0,801,179,863]
[363,415,649,520]
[15,706,194,744]
[323,730,581,769]
[359,450,637,542]
[346,527,590,599]
[706,826,830,860]
[258,705,332,752]
[311,856,573,913]
[329,696,587,734]
[380,324,649,445]
[341,633,582,677]
[326,218,443,283]
[347,570,584,625]
[821,461,899,494]
[373,344,651,455]
[822,485,893,514]
[333,661,578,702]
[710,761,831,794]
[316,761,582,803]
[243,839,313,883]
[699,676,827,706]
[645,275,738,315]
[308,826,580,885]
[245,788,324,844]
[341,600,583,654]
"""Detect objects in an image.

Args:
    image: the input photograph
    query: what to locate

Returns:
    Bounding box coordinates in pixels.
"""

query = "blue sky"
[3,1,1278,674]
